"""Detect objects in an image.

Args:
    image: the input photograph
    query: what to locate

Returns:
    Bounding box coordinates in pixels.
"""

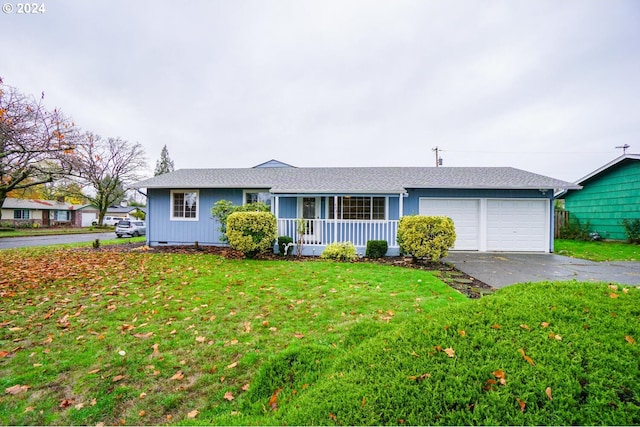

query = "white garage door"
[81,212,97,227]
[419,199,480,250]
[486,200,548,252]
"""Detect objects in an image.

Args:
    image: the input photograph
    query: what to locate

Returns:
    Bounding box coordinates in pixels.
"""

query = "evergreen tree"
[154,145,175,176]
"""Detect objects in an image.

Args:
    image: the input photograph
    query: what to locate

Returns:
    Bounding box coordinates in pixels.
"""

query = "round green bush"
[320,241,358,261]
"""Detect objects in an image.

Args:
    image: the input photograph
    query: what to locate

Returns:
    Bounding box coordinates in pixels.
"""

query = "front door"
[300,197,321,243]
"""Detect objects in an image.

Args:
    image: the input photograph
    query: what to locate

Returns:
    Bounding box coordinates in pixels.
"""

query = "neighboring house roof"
[106,206,135,215]
[132,166,580,194]
[555,154,639,198]
[574,154,640,185]
[1,198,86,211]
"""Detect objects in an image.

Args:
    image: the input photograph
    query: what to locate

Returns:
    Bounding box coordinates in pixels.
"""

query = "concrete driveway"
[443,252,640,288]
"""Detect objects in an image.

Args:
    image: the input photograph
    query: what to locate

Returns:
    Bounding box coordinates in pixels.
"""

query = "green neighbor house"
[560,154,640,240]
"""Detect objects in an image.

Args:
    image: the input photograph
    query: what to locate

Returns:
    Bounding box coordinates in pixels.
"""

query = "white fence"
[277,218,399,247]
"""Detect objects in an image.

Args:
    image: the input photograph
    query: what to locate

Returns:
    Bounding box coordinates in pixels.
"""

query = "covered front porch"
[272,193,404,256]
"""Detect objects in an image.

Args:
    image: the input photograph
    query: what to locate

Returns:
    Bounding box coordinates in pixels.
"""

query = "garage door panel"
[419,199,479,250]
[487,200,547,252]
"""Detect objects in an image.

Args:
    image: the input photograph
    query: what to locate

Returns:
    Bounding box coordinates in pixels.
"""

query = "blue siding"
[278,197,297,219]
[148,188,243,246]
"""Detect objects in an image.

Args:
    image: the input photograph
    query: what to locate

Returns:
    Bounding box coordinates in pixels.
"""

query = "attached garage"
[486,200,548,252]
[419,198,549,252]
[419,199,480,250]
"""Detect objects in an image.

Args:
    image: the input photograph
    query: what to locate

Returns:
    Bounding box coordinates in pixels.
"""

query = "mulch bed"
[87,242,495,299]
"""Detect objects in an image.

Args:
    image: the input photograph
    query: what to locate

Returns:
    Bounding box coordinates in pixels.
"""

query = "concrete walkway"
[443,252,640,288]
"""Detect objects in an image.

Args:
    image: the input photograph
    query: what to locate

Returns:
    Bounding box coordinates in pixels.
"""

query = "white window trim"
[170,190,200,221]
[326,196,388,220]
[242,189,272,209]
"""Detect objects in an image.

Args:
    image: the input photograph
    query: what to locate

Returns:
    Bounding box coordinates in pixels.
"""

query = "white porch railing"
[277,218,399,247]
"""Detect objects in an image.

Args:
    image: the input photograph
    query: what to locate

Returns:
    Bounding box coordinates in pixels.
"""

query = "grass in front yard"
[555,239,640,261]
[0,248,464,425]
[275,281,640,426]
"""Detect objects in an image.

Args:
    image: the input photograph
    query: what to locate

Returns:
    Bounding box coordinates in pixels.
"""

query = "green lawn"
[1,246,638,425]
[555,239,640,261]
[0,247,463,425]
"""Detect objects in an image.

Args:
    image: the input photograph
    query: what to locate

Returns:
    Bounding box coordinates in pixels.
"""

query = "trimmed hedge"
[320,241,358,261]
[365,240,388,258]
[226,211,277,258]
[397,215,456,261]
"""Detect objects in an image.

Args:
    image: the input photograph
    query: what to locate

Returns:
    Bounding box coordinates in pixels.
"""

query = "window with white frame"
[54,211,70,221]
[13,209,30,220]
[328,196,386,220]
[244,190,271,207]
[171,190,199,220]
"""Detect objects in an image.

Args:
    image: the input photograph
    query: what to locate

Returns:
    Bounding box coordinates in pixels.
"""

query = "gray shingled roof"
[1,198,85,210]
[131,167,580,193]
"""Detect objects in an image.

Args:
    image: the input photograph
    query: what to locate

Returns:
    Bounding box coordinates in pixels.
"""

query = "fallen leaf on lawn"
[329,413,337,421]
[138,410,146,417]
[226,361,238,369]
[120,324,135,333]
[545,386,553,400]
[491,324,501,329]
[5,384,30,395]
[242,383,250,391]
[518,348,535,366]
[187,410,199,419]
[24,406,34,413]
[458,330,466,337]
[169,371,184,381]
[625,335,635,345]
[609,293,619,299]
[520,324,531,330]
[294,333,305,339]
[484,378,497,391]
[444,347,455,358]
[195,336,206,343]
[362,396,367,408]
[224,391,234,401]
[150,343,161,358]
[0,351,9,358]
[269,388,282,411]
[88,368,101,374]
[133,332,153,339]
[112,375,125,382]
[492,369,506,385]
[139,392,147,399]
[623,288,629,294]
[409,373,431,382]
[75,402,85,410]
[59,398,75,408]
[517,398,526,412]
[166,414,173,421]
[540,322,550,328]
[244,322,251,333]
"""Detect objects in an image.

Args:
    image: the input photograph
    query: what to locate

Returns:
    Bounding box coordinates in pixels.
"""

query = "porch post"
[398,192,404,218]
[333,195,338,242]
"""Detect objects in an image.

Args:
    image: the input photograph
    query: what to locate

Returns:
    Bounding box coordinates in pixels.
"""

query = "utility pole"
[615,144,630,155]
[432,146,443,167]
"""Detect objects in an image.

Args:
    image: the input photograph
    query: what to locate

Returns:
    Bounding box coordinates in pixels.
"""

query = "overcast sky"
[2,0,639,182]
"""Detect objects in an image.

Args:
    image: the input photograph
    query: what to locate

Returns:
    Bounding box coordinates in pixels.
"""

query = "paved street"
[0,232,117,249]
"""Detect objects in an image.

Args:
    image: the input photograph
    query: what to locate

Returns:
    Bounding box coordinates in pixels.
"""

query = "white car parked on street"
[115,220,146,238]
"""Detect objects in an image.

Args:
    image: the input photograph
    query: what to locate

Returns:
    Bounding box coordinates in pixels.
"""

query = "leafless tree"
[65,132,147,225]
[0,80,77,218]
